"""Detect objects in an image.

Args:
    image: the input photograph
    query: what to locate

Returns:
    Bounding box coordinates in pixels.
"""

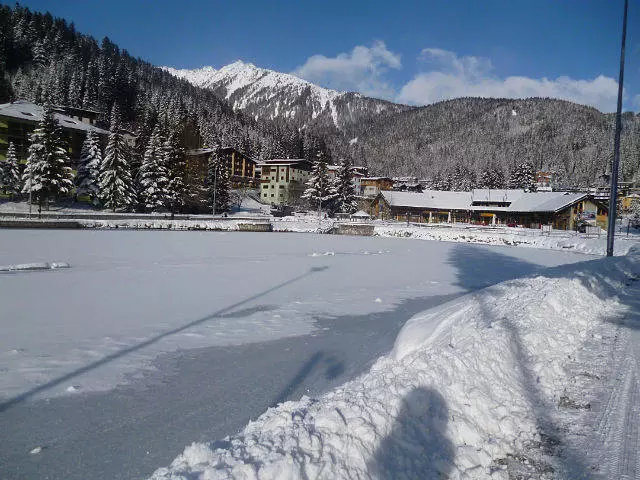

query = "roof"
[362,177,393,182]
[507,192,588,213]
[259,159,312,167]
[0,100,109,135]
[471,189,525,204]
[382,190,472,210]
[381,190,591,214]
[186,148,216,156]
[352,210,372,217]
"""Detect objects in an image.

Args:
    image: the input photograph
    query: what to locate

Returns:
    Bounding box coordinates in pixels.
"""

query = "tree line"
[0,104,233,213]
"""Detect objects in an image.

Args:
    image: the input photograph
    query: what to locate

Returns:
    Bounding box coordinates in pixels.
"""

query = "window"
[262,184,268,189]
[271,194,275,197]
[279,185,284,189]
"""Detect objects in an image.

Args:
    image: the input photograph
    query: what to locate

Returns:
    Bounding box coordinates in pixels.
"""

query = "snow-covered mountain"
[163,61,412,130]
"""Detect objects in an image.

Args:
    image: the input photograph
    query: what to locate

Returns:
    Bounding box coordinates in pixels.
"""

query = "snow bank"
[0,262,69,272]
[374,222,639,256]
[150,252,639,480]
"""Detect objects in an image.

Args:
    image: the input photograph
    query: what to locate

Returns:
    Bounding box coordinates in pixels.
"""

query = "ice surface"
[151,250,640,480]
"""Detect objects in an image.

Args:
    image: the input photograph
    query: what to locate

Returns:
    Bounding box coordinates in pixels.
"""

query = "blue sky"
[8,0,640,112]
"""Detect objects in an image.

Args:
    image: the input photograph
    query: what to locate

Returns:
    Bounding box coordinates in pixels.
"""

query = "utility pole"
[606,0,628,257]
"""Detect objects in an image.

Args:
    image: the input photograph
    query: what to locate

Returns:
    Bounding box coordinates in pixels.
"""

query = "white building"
[259,159,313,205]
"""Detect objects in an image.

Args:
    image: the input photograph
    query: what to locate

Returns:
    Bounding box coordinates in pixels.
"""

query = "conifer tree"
[75,131,102,204]
[208,150,230,213]
[99,104,133,211]
[302,160,336,213]
[0,143,21,197]
[333,158,358,213]
[21,105,73,208]
[478,165,505,189]
[139,124,170,211]
[508,162,537,190]
[165,132,187,214]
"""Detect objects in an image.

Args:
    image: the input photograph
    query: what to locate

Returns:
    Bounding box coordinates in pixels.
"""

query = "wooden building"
[361,177,394,197]
[371,189,609,230]
[0,100,109,165]
[184,147,258,189]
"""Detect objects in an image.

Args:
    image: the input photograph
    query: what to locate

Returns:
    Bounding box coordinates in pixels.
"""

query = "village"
[2,99,639,233]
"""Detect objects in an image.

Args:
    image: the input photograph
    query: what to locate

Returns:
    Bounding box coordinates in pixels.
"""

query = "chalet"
[259,159,313,205]
[0,100,109,164]
[393,176,424,193]
[361,177,394,197]
[371,189,609,230]
[184,147,258,189]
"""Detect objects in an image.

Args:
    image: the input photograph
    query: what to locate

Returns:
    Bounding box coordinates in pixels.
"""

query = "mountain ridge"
[163,61,413,130]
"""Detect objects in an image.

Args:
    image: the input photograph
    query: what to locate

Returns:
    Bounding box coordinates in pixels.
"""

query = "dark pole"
[606,0,628,257]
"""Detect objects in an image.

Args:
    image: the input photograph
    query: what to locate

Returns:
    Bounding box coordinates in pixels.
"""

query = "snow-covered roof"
[0,100,109,135]
[471,189,525,204]
[507,192,588,213]
[382,190,472,210]
[259,159,311,167]
[352,210,372,218]
[362,177,393,182]
[186,148,216,156]
[381,190,591,213]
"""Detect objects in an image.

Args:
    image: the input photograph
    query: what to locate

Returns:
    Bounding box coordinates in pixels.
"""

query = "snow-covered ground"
[152,248,640,480]
[0,230,592,479]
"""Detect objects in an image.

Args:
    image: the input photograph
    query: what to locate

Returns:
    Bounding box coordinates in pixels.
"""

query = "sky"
[8,0,640,112]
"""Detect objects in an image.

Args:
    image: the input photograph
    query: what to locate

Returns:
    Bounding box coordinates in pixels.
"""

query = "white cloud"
[293,41,401,99]
[397,48,620,112]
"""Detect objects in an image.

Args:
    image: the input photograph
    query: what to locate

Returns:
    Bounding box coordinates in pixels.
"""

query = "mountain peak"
[164,61,411,128]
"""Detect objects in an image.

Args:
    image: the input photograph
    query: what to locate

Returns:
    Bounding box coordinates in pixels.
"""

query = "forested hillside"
[0,4,331,162]
[338,97,640,188]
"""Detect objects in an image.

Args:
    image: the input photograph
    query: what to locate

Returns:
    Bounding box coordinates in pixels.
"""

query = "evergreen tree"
[508,162,537,191]
[478,165,505,189]
[302,160,336,212]
[99,104,133,211]
[333,158,358,213]
[208,150,230,213]
[75,130,102,203]
[139,124,170,211]
[20,105,73,208]
[165,132,187,214]
[0,142,20,197]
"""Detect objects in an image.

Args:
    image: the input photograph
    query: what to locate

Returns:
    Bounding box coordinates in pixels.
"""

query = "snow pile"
[375,222,639,256]
[0,262,69,272]
[150,253,639,479]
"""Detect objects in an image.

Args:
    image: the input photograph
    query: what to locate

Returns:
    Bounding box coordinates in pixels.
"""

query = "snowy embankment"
[151,249,639,480]
[0,262,69,272]
[374,222,638,256]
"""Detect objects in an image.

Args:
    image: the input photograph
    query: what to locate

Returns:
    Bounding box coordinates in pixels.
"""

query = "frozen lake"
[0,230,591,479]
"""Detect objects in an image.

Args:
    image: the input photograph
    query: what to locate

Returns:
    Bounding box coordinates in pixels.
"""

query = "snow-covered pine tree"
[139,124,170,211]
[208,150,230,213]
[165,132,187,214]
[75,131,102,204]
[20,105,73,208]
[333,158,358,214]
[302,160,336,213]
[99,104,134,212]
[478,165,505,189]
[508,162,537,191]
